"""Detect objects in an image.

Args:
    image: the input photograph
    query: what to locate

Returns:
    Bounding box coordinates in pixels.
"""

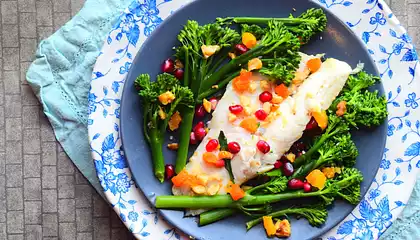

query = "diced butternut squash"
[274,84,289,99]
[312,110,328,130]
[158,91,175,105]
[307,58,322,73]
[248,58,263,71]
[227,183,245,201]
[263,216,276,237]
[203,152,218,165]
[306,169,327,190]
[201,45,220,59]
[168,111,182,131]
[242,32,257,49]
[203,99,212,113]
[240,117,259,133]
[218,151,233,160]
[171,169,197,188]
[322,167,336,179]
[232,70,252,93]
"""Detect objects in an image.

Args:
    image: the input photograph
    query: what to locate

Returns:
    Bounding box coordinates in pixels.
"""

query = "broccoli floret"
[135,73,194,182]
[259,50,302,85]
[293,132,358,178]
[344,71,381,93]
[240,24,266,39]
[247,175,289,195]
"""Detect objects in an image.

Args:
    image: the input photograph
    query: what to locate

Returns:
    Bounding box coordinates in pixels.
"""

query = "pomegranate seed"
[193,121,205,132]
[257,140,270,154]
[303,183,312,192]
[229,105,244,115]
[235,44,249,55]
[174,68,184,80]
[195,105,206,118]
[215,159,225,167]
[209,97,218,110]
[259,91,273,103]
[161,59,175,73]
[227,142,241,154]
[274,160,283,169]
[189,132,198,145]
[280,156,288,162]
[283,162,294,176]
[288,179,304,189]
[305,117,318,131]
[165,164,175,180]
[291,141,306,154]
[255,109,268,121]
[206,139,219,152]
[194,127,207,141]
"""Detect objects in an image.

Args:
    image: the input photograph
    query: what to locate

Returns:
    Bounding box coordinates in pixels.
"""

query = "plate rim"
[88,0,420,239]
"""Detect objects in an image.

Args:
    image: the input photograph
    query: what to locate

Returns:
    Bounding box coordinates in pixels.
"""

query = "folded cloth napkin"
[26,0,133,197]
[26,0,419,238]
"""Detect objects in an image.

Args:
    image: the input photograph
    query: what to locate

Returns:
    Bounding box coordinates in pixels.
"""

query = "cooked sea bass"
[173,56,352,196]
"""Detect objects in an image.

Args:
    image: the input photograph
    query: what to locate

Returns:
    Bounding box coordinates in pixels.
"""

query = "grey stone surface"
[0,1,415,240]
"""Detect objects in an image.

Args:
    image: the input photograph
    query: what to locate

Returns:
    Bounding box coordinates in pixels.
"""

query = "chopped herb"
[218,131,235,183]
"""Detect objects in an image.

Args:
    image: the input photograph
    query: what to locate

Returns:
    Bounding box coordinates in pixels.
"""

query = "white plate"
[88,0,420,239]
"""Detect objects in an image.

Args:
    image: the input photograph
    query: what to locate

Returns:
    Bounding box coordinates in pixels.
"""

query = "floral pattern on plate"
[88,0,420,239]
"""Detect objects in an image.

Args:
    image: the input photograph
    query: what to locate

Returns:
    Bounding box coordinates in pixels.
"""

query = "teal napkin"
[26,0,134,197]
[26,0,419,238]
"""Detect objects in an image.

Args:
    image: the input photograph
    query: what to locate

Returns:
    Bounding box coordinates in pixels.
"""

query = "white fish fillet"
[173,56,352,198]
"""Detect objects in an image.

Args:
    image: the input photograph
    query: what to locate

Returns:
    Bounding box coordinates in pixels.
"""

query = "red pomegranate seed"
[206,139,219,152]
[193,121,205,132]
[209,97,218,110]
[174,68,184,80]
[227,142,241,154]
[305,117,318,131]
[303,182,312,192]
[257,140,270,154]
[195,105,206,118]
[259,91,273,103]
[161,59,175,73]
[283,162,294,176]
[189,132,198,145]
[235,44,249,55]
[255,109,268,121]
[165,164,175,180]
[288,179,304,189]
[274,160,283,169]
[194,127,207,141]
[229,105,244,115]
[215,159,225,167]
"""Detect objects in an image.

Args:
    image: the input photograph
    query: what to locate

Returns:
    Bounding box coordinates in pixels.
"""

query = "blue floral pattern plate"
[88,0,420,239]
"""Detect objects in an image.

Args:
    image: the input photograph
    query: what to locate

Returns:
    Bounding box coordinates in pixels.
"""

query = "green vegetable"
[240,24,266,39]
[247,175,288,195]
[135,73,194,182]
[292,132,358,178]
[155,167,363,209]
[174,21,241,173]
[245,204,328,230]
[218,131,234,182]
[294,115,349,168]
[259,50,302,85]
[330,71,387,128]
[219,8,327,44]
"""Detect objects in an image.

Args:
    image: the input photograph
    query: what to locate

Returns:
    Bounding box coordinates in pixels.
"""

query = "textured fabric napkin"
[26,0,133,197]
[25,0,419,238]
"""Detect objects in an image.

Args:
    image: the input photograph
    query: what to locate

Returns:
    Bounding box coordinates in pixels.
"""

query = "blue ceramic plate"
[120,0,386,239]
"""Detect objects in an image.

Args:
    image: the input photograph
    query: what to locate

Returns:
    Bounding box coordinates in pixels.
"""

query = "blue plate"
[120,0,387,239]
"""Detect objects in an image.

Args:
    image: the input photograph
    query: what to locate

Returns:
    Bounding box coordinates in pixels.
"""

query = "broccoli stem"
[197,70,240,101]
[175,107,195,173]
[156,191,320,209]
[149,131,165,183]
[201,45,264,90]
[232,17,317,25]
[199,208,236,226]
[246,208,300,230]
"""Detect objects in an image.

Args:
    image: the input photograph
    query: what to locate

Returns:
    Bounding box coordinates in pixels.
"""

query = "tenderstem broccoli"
[245,204,328,230]
[292,133,358,178]
[135,73,194,182]
[155,168,363,210]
